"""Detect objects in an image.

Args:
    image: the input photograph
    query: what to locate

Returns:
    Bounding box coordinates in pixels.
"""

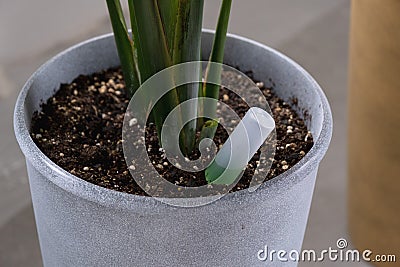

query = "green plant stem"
[198,119,218,145]
[106,0,140,96]
[157,0,179,57]
[128,0,182,143]
[202,0,232,101]
[108,0,232,158]
[171,0,204,155]
[199,0,232,137]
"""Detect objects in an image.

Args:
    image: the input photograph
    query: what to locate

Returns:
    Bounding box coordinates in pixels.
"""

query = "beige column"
[348,0,400,266]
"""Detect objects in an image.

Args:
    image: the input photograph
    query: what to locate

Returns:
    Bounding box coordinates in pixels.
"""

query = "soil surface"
[31,67,313,196]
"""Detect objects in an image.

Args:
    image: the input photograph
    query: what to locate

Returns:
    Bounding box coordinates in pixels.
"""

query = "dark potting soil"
[31,67,313,196]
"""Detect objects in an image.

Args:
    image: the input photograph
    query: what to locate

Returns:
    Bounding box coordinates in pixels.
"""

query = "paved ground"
[0,1,371,266]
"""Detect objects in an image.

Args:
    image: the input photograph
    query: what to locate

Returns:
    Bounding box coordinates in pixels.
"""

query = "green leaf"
[128,0,172,80]
[199,0,232,144]
[170,0,204,154]
[157,0,179,56]
[202,0,232,101]
[106,0,140,96]
[107,0,232,158]
[128,0,181,141]
[172,0,204,65]
[199,119,218,143]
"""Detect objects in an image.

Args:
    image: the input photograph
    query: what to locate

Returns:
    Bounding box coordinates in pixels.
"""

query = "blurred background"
[0,0,367,266]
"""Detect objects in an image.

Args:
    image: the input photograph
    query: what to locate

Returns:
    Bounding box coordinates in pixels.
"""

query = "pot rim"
[14,29,332,213]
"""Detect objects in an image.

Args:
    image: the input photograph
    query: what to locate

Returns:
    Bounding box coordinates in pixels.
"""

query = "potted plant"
[14,1,332,266]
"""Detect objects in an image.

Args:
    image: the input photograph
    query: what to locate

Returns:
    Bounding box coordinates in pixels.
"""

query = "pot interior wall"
[24,39,120,129]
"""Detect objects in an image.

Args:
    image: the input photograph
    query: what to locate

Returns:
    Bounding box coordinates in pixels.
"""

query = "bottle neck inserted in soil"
[206,107,275,184]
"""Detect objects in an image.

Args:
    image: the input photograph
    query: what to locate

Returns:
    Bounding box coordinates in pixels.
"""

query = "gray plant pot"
[14,30,332,266]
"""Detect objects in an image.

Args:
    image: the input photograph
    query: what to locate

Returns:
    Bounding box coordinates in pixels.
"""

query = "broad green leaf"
[128,0,172,80]
[171,0,204,154]
[157,0,179,56]
[129,0,180,131]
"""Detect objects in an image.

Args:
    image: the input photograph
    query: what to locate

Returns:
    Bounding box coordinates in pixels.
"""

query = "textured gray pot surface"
[14,30,332,267]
